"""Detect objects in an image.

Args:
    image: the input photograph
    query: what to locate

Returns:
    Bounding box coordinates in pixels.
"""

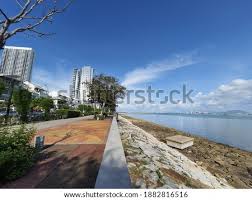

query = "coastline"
[120,115,252,188]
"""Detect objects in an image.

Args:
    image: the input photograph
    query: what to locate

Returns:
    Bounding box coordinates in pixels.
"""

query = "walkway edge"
[95,117,131,188]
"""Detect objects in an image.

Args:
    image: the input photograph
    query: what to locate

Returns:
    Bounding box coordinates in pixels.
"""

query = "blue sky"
[1,0,252,112]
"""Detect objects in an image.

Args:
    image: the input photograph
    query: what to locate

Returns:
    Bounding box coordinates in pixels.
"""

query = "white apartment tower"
[0,46,34,82]
[70,68,80,99]
[70,66,94,104]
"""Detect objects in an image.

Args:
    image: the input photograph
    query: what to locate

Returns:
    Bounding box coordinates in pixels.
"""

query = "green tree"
[58,99,69,109]
[78,104,94,115]
[31,97,54,118]
[88,74,126,114]
[0,79,5,96]
[0,80,6,112]
[12,88,32,123]
[31,98,42,111]
[40,97,54,115]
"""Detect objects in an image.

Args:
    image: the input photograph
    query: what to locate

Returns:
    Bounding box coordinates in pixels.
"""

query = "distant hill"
[219,110,251,116]
[124,110,252,119]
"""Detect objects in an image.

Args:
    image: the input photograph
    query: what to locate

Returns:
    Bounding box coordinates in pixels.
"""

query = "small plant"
[55,109,68,119]
[0,125,36,182]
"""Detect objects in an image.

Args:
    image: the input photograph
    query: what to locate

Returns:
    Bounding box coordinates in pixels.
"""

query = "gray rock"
[214,157,225,166]
[142,170,159,183]
[152,156,161,162]
[126,155,140,161]
[133,154,146,161]
[128,162,136,168]
[135,178,146,188]
[148,183,158,189]
[143,164,157,171]
[196,161,203,166]
[157,184,175,189]
[247,167,252,176]
[118,116,232,189]
[127,148,142,154]
[160,176,179,188]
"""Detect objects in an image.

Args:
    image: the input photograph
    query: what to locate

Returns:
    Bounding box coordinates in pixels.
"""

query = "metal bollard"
[34,135,45,150]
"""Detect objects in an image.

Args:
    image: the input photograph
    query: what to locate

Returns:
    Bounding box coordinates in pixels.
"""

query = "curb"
[95,117,131,188]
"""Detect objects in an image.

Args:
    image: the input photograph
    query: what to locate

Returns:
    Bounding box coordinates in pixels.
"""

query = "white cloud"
[194,79,252,111]
[118,79,252,113]
[49,91,58,97]
[122,53,199,87]
[31,58,72,95]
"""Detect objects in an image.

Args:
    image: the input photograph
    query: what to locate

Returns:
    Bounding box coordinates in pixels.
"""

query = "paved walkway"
[36,118,109,145]
[28,116,94,130]
[3,117,112,188]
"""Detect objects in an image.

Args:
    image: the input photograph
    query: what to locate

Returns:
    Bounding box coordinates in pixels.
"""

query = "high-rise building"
[70,66,94,104]
[0,46,34,82]
[69,68,78,99]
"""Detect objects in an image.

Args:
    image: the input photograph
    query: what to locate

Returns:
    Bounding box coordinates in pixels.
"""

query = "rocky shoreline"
[118,116,232,188]
[118,115,252,188]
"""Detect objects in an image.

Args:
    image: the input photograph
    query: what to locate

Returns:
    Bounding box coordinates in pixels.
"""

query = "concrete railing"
[95,117,131,188]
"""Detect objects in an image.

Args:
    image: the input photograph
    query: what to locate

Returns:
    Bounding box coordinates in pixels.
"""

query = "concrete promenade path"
[2,117,112,188]
[28,115,94,130]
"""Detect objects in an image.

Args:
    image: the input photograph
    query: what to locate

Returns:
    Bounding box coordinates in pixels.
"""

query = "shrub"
[94,114,105,120]
[103,112,109,118]
[54,109,80,119]
[55,109,68,119]
[0,125,36,181]
[94,109,102,115]
[78,104,94,116]
[31,97,54,119]
[67,110,80,118]
[0,116,5,126]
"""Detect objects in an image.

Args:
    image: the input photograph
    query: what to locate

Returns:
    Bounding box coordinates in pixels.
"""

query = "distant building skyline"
[0,46,34,82]
[70,66,94,104]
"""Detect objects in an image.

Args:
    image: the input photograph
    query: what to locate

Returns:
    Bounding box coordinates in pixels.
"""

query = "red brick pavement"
[2,119,112,188]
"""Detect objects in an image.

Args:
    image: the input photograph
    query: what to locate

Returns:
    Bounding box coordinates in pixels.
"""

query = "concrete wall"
[95,117,131,188]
